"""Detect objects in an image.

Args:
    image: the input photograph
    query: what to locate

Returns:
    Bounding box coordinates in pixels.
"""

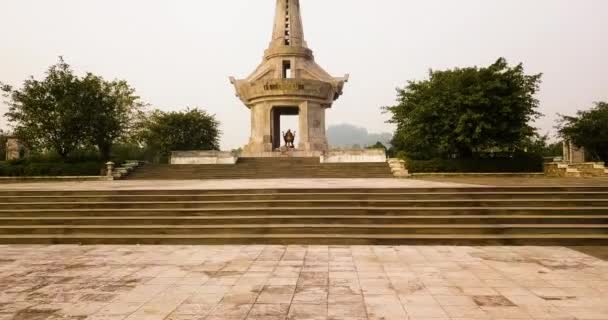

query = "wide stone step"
[2,187,608,197]
[2,233,607,245]
[2,186,606,245]
[2,224,607,236]
[126,161,394,180]
[2,215,607,225]
[2,192,608,203]
[4,199,607,210]
[2,207,607,217]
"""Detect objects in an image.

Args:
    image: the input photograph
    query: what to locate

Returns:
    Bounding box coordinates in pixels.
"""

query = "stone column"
[245,102,273,153]
[562,141,570,163]
[6,138,22,161]
[298,101,328,152]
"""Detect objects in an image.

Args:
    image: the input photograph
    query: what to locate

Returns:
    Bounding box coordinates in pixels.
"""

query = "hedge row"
[405,155,544,173]
[0,161,103,177]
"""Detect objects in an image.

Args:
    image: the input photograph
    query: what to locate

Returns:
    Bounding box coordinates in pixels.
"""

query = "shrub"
[403,154,544,173]
[0,161,103,177]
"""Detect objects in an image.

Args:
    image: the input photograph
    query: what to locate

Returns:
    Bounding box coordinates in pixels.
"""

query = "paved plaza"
[0,245,607,320]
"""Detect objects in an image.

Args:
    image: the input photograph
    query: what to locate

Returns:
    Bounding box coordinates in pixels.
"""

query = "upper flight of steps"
[127,157,394,180]
[1,186,607,245]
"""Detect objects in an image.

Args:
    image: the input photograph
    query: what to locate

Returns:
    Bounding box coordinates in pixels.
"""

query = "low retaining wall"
[571,162,606,177]
[0,176,112,183]
[411,172,544,178]
[170,151,237,165]
[171,149,387,164]
[241,150,323,158]
[320,149,387,163]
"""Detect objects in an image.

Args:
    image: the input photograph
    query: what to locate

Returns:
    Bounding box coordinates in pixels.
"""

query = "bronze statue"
[283,129,296,149]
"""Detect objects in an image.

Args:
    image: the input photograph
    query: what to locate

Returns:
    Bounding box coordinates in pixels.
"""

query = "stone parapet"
[544,162,581,177]
[571,162,607,177]
[241,150,323,158]
[170,151,237,165]
[320,149,387,163]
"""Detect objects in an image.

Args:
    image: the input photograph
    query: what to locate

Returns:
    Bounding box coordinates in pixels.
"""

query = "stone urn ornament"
[283,130,296,149]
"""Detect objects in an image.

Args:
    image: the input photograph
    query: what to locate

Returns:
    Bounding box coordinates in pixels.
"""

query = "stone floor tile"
[268,278,299,286]
[87,315,130,320]
[433,295,476,307]
[328,302,367,319]
[287,304,328,320]
[171,303,216,315]
[247,304,290,320]
[480,306,533,319]
[364,295,408,320]
[402,305,448,318]
[328,294,363,305]
[293,287,328,305]
[441,305,490,319]
[95,302,144,316]
[297,273,329,287]
[257,286,296,304]
[460,287,499,296]
[205,303,253,320]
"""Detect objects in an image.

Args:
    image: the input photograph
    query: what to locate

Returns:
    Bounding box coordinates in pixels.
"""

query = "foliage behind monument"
[137,108,221,163]
[385,58,542,160]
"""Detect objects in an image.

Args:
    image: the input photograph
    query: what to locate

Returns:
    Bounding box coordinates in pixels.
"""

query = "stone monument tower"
[230,0,348,155]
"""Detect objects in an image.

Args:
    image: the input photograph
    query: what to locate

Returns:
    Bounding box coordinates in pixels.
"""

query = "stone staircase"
[545,162,608,178]
[572,162,608,177]
[127,157,394,180]
[1,186,607,245]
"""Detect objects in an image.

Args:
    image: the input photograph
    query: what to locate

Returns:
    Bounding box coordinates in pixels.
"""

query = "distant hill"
[327,124,392,148]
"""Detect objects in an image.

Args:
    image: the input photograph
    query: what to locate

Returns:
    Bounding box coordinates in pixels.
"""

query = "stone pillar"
[564,140,586,163]
[245,102,273,153]
[298,102,328,152]
[6,137,23,161]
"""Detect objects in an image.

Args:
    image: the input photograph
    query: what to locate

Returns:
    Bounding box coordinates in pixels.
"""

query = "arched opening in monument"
[271,106,299,150]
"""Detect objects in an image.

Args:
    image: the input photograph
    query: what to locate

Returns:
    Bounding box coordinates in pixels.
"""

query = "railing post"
[105,161,115,177]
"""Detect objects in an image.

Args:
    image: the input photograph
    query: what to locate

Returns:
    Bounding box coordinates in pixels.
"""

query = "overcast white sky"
[1,0,607,149]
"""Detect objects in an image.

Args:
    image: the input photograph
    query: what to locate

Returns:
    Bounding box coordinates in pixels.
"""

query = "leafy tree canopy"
[1,58,142,160]
[558,102,608,162]
[79,74,144,159]
[2,59,84,158]
[0,129,7,161]
[384,58,542,159]
[138,108,221,162]
[367,141,388,150]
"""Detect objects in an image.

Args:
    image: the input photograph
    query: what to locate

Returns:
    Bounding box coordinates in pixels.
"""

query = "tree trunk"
[98,143,112,161]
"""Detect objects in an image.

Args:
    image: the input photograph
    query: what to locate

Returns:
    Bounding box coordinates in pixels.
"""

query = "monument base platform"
[172,149,387,164]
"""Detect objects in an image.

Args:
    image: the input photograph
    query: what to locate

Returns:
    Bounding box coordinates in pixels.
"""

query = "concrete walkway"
[0,178,482,191]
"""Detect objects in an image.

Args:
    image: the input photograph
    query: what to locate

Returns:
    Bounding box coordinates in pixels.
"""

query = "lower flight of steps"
[1,187,607,245]
[126,157,394,180]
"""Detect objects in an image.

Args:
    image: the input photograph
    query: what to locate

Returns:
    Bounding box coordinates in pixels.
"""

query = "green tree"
[384,58,542,159]
[543,142,563,157]
[79,74,143,160]
[139,108,221,162]
[558,102,608,162]
[0,129,7,161]
[520,134,562,157]
[1,58,86,158]
[367,141,387,150]
[1,58,143,160]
